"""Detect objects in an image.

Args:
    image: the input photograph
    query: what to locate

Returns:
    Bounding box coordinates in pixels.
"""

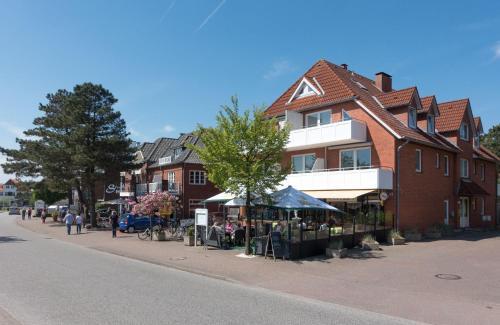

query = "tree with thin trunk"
[1,83,137,226]
[189,96,290,255]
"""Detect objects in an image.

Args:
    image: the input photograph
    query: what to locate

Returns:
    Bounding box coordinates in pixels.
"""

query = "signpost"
[194,208,208,248]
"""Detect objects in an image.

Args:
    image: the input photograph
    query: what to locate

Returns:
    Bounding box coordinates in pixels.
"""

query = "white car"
[8,207,20,215]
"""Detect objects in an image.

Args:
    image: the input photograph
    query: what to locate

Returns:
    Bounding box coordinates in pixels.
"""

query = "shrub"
[187,226,194,237]
[362,234,377,243]
[388,229,404,239]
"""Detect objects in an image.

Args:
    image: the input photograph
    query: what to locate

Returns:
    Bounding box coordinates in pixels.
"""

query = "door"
[459,197,469,228]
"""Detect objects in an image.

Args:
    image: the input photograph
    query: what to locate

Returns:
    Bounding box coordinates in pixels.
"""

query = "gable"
[287,77,322,104]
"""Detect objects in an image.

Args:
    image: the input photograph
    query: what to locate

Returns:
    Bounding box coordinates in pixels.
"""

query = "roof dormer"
[287,77,322,104]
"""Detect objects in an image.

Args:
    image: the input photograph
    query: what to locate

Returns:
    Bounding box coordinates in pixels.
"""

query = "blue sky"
[1,0,499,182]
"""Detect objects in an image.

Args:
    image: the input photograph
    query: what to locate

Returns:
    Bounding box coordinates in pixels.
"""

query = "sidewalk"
[17,217,500,325]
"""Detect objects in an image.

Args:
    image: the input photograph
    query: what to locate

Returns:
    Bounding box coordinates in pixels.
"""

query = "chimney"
[340,63,348,70]
[375,72,392,92]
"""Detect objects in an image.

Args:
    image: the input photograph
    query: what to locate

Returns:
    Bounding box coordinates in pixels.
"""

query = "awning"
[303,189,374,201]
[204,192,235,203]
[458,180,489,196]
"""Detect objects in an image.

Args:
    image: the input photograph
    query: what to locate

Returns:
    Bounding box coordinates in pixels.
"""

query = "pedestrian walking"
[41,209,47,224]
[110,211,119,238]
[21,208,26,220]
[27,208,32,220]
[63,212,74,235]
[75,213,83,234]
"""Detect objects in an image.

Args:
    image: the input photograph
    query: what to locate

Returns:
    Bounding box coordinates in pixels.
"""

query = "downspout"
[396,138,410,231]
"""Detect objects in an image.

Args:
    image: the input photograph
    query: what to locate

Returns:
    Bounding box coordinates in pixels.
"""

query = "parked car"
[119,214,165,233]
[8,207,20,215]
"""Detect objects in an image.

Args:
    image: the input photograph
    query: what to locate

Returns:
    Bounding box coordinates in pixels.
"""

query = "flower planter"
[391,237,405,245]
[154,231,167,241]
[325,247,347,258]
[184,235,195,246]
[361,241,380,251]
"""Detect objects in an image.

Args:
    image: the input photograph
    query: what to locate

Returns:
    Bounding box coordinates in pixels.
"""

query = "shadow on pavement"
[0,236,27,243]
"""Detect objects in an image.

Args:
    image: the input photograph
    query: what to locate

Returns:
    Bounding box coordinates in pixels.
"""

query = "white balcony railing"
[136,183,148,196]
[286,120,367,151]
[148,182,162,193]
[282,167,393,191]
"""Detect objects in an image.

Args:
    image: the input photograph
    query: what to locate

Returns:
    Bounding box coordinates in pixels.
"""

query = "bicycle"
[137,225,162,240]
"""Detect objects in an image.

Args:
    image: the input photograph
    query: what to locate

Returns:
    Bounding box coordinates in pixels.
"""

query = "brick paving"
[17,217,500,325]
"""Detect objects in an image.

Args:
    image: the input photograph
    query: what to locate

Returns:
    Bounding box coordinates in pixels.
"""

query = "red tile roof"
[473,117,483,133]
[265,59,458,152]
[420,95,439,115]
[476,145,500,162]
[436,99,469,132]
[376,87,417,109]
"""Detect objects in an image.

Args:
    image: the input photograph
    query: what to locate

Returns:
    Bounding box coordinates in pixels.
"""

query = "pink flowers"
[134,192,177,216]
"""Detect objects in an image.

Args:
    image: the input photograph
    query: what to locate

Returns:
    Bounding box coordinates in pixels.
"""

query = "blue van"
[119,214,164,233]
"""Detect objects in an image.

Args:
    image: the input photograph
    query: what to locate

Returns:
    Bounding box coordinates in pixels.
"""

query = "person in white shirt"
[63,212,75,235]
[75,214,83,234]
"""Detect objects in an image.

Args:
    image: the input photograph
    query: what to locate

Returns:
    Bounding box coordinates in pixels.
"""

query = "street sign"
[194,208,208,248]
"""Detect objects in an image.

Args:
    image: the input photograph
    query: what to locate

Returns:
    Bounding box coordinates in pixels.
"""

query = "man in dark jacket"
[110,211,119,238]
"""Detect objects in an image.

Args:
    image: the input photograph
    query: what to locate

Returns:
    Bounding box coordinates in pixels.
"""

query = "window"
[480,198,485,215]
[167,171,175,183]
[306,110,331,127]
[297,84,316,98]
[408,108,417,129]
[158,156,171,165]
[460,158,469,178]
[474,134,480,148]
[189,171,206,185]
[427,115,435,134]
[342,109,352,121]
[340,147,371,170]
[444,200,449,225]
[174,148,183,159]
[436,153,440,168]
[152,173,162,183]
[460,122,469,140]
[415,149,422,172]
[292,154,316,173]
[480,164,485,181]
[444,155,449,176]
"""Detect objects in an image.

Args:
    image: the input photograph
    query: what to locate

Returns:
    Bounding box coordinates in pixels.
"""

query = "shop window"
[340,147,371,170]
[291,154,316,173]
[189,171,206,185]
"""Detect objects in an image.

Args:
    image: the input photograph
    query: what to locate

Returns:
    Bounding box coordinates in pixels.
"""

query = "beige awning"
[303,190,374,201]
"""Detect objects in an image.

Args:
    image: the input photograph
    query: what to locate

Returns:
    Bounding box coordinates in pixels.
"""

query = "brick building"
[120,133,219,218]
[264,59,499,232]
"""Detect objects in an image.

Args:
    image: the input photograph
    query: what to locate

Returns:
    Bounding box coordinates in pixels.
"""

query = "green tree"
[190,96,290,255]
[1,83,137,226]
[481,124,500,161]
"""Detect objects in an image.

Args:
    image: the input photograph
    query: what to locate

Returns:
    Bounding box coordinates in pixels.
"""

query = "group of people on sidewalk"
[21,208,33,220]
[62,210,119,238]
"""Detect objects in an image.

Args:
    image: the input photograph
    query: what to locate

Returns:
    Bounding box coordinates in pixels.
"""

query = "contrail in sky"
[196,0,226,32]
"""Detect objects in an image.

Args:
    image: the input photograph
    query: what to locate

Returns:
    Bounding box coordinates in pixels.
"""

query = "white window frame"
[291,154,316,173]
[436,153,440,169]
[415,149,422,173]
[167,171,175,183]
[444,200,449,225]
[408,107,417,129]
[460,122,469,141]
[427,114,435,134]
[339,147,372,170]
[189,170,206,185]
[444,155,449,176]
[305,110,331,128]
[460,158,469,178]
[480,163,485,181]
[342,109,351,121]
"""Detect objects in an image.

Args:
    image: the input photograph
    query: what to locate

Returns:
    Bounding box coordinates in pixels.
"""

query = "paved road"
[0,213,421,325]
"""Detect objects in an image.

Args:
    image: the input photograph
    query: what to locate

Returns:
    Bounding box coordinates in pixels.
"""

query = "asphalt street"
[0,213,422,325]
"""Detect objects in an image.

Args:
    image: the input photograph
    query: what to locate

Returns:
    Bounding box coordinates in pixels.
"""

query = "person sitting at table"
[225,221,234,234]
[274,222,282,232]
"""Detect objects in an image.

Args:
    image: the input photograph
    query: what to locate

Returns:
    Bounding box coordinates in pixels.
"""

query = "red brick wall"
[182,163,220,218]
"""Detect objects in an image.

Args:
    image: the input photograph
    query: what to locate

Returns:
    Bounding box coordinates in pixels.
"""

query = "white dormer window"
[460,122,469,141]
[427,114,435,134]
[158,156,172,165]
[174,148,183,159]
[287,78,321,104]
[408,108,417,129]
[342,109,352,121]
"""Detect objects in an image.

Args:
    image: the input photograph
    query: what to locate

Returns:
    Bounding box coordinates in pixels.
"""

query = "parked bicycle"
[137,225,162,240]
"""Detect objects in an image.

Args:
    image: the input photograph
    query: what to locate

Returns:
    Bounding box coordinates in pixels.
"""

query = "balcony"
[282,167,393,191]
[136,183,148,196]
[286,120,367,151]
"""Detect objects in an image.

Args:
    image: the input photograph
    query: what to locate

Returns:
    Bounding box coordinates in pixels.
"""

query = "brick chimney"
[340,63,348,70]
[375,72,392,92]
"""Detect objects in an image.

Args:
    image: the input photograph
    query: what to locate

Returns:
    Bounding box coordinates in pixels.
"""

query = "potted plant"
[183,226,195,246]
[361,234,380,251]
[153,226,167,241]
[387,229,405,245]
[404,227,422,241]
[325,238,347,258]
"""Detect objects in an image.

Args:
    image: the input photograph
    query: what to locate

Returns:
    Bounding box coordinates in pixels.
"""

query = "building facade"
[265,59,498,232]
[120,133,219,218]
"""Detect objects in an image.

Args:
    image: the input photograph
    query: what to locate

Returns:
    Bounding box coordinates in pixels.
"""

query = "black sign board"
[265,231,288,260]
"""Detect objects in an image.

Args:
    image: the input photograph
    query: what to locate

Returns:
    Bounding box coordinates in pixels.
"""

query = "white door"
[459,197,469,228]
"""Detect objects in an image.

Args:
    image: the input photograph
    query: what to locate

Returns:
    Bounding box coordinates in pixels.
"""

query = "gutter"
[396,138,410,231]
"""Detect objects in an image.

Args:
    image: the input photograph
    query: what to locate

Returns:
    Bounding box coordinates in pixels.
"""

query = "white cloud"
[0,121,25,139]
[163,124,175,133]
[264,59,295,80]
[493,41,500,61]
[196,0,226,32]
